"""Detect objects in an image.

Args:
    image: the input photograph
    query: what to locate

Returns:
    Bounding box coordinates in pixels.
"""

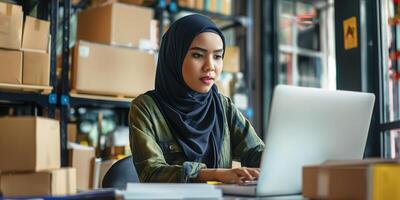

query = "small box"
[21,16,50,53]
[221,0,232,15]
[0,49,22,84]
[194,0,204,10]
[72,41,156,97]
[303,160,400,200]
[77,3,153,48]
[223,46,240,73]
[0,168,76,197]
[67,123,78,142]
[22,51,50,86]
[0,2,23,50]
[0,117,60,172]
[69,146,95,191]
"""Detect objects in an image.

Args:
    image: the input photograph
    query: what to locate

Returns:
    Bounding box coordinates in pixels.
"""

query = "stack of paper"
[118,183,223,199]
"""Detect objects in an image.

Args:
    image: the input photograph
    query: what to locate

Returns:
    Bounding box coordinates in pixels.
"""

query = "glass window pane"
[382,0,400,122]
[280,0,294,15]
[383,130,400,159]
[279,17,293,45]
[297,55,322,87]
[278,53,293,85]
[296,2,320,50]
[278,0,294,45]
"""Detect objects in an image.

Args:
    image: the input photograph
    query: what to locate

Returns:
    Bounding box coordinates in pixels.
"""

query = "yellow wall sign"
[343,16,358,50]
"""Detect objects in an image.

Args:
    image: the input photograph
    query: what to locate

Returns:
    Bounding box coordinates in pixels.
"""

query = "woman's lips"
[200,77,214,85]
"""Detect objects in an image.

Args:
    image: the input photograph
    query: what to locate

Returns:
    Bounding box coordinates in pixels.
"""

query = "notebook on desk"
[217,85,375,197]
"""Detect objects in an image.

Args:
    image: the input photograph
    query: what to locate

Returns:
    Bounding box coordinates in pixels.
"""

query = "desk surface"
[224,195,306,200]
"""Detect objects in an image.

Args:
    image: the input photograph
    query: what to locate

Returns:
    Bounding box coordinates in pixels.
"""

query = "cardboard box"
[22,51,50,86]
[0,117,60,172]
[223,46,240,73]
[0,49,22,84]
[221,0,232,15]
[72,41,156,97]
[77,3,153,48]
[303,160,400,200]
[215,78,231,97]
[21,16,50,53]
[178,0,195,8]
[0,2,23,50]
[67,123,78,142]
[68,146,95,191]
[0,168,76,197]
[194,0,204,10]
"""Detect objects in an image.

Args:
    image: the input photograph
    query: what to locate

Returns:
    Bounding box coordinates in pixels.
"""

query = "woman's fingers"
[233,168,254,181]
[247,168,260,179]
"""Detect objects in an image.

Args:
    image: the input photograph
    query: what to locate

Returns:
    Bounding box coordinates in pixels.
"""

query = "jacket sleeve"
[224,96,265,167]
[129,98,206,183]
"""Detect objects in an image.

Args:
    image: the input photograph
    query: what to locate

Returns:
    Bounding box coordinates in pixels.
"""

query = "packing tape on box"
[34,19,41,31]
[316,170,329,198]
[6,4,12,16]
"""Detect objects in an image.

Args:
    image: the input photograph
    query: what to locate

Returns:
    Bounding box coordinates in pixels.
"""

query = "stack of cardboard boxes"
[0,117,76,197]
[0,2,51,87]
[72,2,157,97]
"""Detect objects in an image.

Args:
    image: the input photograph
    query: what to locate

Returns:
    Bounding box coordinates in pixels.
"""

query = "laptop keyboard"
[240,180,258,186]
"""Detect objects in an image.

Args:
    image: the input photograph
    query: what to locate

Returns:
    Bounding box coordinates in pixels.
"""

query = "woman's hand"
[197,167,260,184]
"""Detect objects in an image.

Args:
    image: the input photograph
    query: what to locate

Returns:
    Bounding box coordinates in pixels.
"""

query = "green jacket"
[129,94,265,183]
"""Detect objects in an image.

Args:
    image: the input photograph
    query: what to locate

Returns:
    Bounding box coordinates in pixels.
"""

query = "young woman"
[129,14,264,184]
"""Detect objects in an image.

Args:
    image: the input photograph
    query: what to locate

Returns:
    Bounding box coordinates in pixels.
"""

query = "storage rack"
[0,0,254,166]
[0,0,58,118]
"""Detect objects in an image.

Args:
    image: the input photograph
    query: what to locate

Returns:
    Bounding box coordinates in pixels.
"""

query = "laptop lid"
[256,85,375,196]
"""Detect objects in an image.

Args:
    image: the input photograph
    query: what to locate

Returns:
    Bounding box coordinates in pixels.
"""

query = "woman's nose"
[203,55,215,72]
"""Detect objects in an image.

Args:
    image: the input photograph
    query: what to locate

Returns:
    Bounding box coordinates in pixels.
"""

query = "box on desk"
[72,41,156,97]
[0,2,23,50]
[303,160,400,200]
[0,167,76,197]
[0,117,60,173]
[77,2,153,48]
[0,49,22,84]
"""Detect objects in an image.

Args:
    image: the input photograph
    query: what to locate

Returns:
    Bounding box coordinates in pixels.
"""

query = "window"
[380,0,400,158]
[277,0,335,89]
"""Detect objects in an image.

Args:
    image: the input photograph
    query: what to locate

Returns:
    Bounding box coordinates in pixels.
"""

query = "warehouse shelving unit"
[56,0,255,165]
[0,0,59,118]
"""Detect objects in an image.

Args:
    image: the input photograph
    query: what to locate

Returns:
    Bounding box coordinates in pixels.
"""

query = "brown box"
[72,41,156,97]
[223,46,240,73]
[68,147,95,191]
[0,49,22,84]
[21,16,50,53]
[0,2,23,50]
[303,160,400,200]
[0,168,76,197]
[0,117,60,172]
[194,0,204,10]
[67,123,78,142]
[221,0,232,15]
[77,3,153,48]
[22,51,50,86]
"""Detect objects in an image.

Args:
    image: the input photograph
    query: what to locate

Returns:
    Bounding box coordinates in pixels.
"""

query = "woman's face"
[182,32,224,93]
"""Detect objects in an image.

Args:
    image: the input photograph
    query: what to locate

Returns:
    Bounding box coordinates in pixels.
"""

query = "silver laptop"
[217,85,375,197]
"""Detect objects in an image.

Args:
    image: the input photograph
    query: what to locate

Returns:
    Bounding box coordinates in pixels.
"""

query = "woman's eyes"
[192,52,203,58]
[191,52,223,60]
[214,55,223,60]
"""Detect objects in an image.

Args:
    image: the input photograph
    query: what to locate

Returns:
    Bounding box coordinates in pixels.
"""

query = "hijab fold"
[147,14,226,168]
